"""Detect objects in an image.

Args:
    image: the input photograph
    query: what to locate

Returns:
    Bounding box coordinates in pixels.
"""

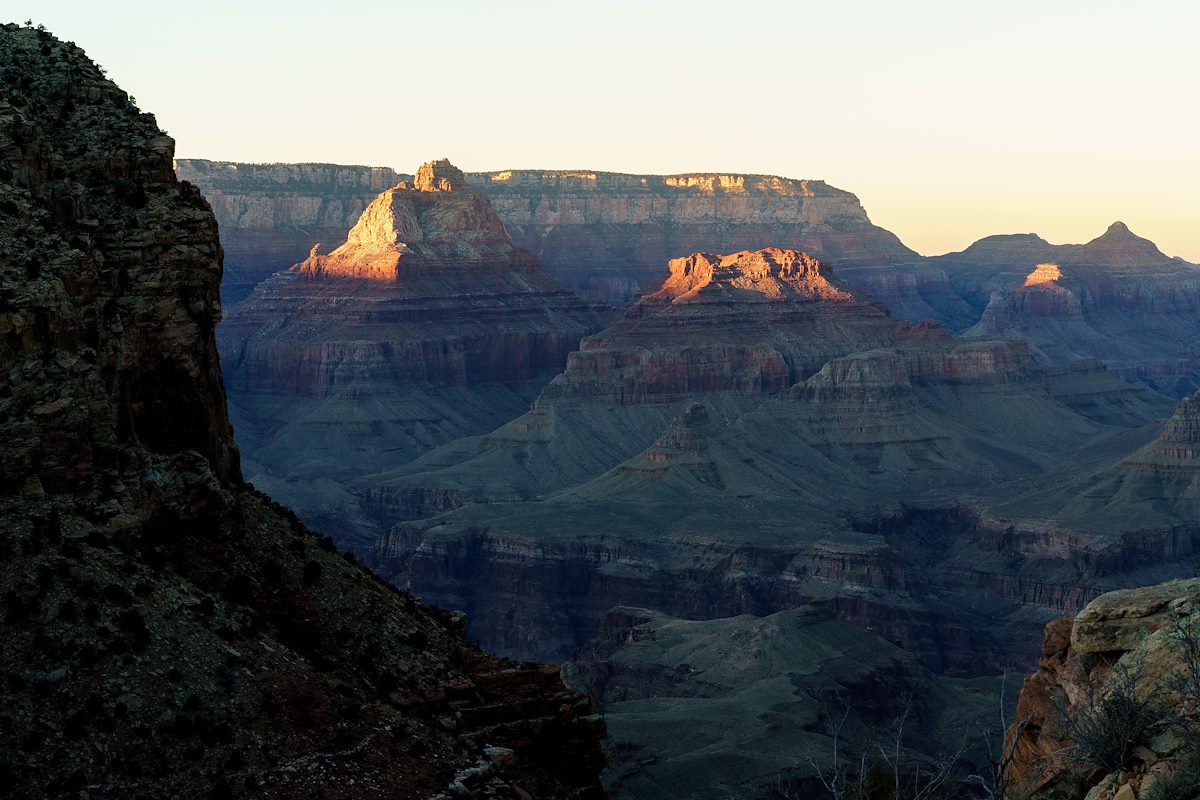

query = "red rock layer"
[297,159,540,281]
[217,161,610,551]
[469,169,921,302]
[221,160,607,398]
[541,247,898,404]
[178,160,922,305]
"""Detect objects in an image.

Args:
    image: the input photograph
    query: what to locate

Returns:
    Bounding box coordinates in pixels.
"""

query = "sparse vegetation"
[1054,656,1168,773]
[1142,753,1200,800]
[799,692,966,800]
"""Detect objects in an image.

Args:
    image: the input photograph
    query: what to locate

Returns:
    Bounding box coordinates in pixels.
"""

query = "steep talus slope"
[173,159,407,303]
[1005,578,1200,799]
[574,605,1017,800]
[218,160,610,552]
[1047,390,1200,530]
[0,26,604,799]
[369,248,1183,674]
[938,223,1200,395]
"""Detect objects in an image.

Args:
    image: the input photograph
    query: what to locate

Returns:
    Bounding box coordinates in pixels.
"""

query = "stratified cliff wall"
[950,224,1200,395]
[468,169,921,302]
[218,159,611,552]
[368,248,1186,677]
[177,159,921,304]
[173,159,406,302]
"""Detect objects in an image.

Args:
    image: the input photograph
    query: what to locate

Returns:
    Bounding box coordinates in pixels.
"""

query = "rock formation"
[1052,389,1200,530]
[177,160,1200,396]
[367,247,1186,677]
[940,224,1200,396]
[1005,578,1200,799]
[362,248,900,521]
[468,169,921,302]
[0,25,605,799]
[173,159,406,303]
[178,160,922,304]
[218,160,609,551]
[296,160,539,280]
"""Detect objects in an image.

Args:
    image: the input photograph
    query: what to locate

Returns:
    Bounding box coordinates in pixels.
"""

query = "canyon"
[180,159,1200,400]
[0,26,605,799]
[574,604,1018,799]
[171,159,407,303]
[950,222,1200,396]
[218,159,610,552]
[368,247,1191,677]
[178,156,1200,798]
[176,159,920,305]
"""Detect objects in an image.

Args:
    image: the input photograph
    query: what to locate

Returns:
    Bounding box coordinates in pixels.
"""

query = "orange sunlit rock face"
[1023,263,1063,286]
[297,159,535,281]
[648,247,854,304]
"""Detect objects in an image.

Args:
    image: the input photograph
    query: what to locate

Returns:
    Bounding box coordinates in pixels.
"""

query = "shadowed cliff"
[0,24,605,799]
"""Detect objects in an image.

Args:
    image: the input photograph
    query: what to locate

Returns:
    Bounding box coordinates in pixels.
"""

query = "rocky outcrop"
[942,224,1200,395]
[468,169,920,302]
[0,28,237,507]
[297,159,539,280]
[218,160,609,551]
[178,160,921,304]
[542,248,898,405]
[1054,390,1200,529]
[0,26,605,799]
[368,249,1184,675]
[173,159,406,302]
[360,248,903,523]
[1004,578,1200,799]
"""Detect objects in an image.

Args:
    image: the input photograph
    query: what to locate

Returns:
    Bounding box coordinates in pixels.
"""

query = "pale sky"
[10,1,1200,260]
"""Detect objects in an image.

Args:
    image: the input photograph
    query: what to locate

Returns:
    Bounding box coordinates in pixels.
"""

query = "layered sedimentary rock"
[179,160,921,304]
[575,605,1017,799]
[468,169,920,302]
[941,224,1200,395]
[219,160,609,551]
[831,259,980,332]
[1005,578,1200,799]
[173,159,405,302]
[1053,390,1200,529]
[369,248,1184,675]
[362,247,901,519]
[0,27,605,799]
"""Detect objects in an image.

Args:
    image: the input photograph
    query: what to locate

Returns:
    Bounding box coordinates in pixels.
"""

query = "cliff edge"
[0,24,604,799]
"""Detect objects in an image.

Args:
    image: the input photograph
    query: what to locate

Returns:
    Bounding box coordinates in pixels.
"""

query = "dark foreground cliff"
[0,25,604,799]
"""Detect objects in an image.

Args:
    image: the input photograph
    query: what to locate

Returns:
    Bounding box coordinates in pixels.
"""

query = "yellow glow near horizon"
[9,0,1200,261]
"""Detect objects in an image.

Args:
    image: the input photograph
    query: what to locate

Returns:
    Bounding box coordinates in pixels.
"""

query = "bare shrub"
[1055,657,1168,773]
